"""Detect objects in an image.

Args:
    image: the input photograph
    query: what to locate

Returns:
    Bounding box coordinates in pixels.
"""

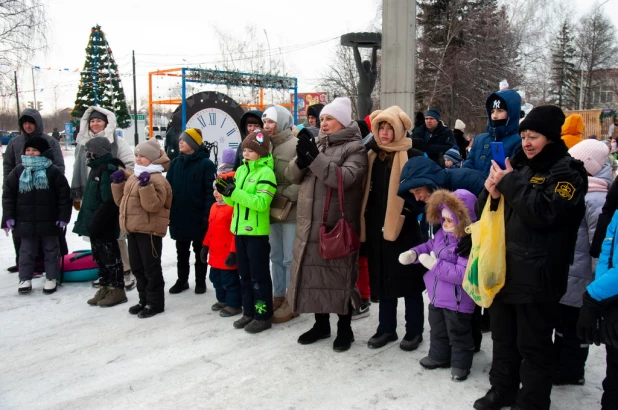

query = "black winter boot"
[333,312,354,352]
[169,280,189,294]
[473,387,517,410]
[298,314,331,345]
[195,269,207,294]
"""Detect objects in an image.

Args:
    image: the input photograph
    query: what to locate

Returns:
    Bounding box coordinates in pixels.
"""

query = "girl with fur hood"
[111,138,172,318]
[399,189,478,382]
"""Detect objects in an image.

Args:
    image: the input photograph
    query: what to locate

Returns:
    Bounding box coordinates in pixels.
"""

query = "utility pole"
[14,71,20,117]
[31,67,37,109]
[133,50,139,146]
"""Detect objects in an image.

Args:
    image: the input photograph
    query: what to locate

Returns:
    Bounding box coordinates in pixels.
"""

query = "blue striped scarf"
[19,155,52,193]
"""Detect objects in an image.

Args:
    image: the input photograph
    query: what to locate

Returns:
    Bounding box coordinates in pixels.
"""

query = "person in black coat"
[413,109,457,167]
[2,137,71,294]
[167,128,216,294]
[473,106,587,410]
[361,106,427,352]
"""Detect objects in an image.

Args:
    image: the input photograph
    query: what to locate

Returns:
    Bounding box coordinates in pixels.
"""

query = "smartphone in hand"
[490,142,506,170]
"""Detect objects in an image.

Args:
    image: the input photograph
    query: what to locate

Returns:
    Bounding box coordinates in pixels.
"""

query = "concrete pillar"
[380,0,416,114]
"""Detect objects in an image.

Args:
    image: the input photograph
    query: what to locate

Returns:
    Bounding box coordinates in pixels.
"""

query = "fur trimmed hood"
[425,189,477,238]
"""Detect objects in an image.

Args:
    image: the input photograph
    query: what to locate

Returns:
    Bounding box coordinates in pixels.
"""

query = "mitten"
[296,153,311,170]
[73,201,81,211]
[419,251,438,270]
[398,249,417,265]
[5,219,15,230]
[138,172,150,187]
[110,169,126,184]
[577,292,605,346]
[56,221,68,228]
[199,246,209,264]
[297,134,319,164]
[296,127,315,142]
[225,252,237,268]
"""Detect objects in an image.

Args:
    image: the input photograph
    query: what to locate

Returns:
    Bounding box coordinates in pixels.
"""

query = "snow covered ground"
[0,149,607,409]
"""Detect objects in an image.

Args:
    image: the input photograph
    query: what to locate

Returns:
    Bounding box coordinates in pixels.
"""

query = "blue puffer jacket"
[397,156,486,208]
[463,89,522,177]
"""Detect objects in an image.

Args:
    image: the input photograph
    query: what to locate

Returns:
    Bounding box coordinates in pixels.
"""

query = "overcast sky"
[15,0,618,113]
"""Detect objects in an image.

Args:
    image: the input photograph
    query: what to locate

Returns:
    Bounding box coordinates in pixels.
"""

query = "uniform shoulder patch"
[555,181,575,200]
[530,176,545,184]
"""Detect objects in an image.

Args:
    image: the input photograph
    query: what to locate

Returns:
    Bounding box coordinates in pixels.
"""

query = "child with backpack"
[2,136,72,294]
[73,137,127,307]
[111,138,172,318]
[399,189,477,381]
[201,172,242,317]
[215,130,277,333]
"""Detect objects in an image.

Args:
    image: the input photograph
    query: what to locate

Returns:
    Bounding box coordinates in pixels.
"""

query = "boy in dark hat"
[2,136,71,294]
[419,108,457,166]
[216,129,277,334]
[74,137,128,308]
[166,128,216,295]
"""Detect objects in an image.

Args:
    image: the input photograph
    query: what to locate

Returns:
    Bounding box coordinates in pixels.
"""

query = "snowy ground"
[0,148,607,409]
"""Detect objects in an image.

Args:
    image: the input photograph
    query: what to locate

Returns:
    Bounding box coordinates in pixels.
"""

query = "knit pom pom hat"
[135,137,163,162]
[241,129,270,158]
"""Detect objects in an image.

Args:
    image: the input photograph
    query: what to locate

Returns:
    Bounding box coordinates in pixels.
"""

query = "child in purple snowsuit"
[399,188,477,382]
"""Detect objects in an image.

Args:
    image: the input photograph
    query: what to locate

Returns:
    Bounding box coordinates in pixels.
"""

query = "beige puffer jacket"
[285,121,368,315]
[270,127,300,223]
[111,153,172,237]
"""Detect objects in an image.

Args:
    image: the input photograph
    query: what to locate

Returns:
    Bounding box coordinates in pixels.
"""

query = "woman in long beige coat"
[285,97,368,352]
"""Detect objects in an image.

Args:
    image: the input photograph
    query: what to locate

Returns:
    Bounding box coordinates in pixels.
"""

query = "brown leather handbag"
[319,167,361,260]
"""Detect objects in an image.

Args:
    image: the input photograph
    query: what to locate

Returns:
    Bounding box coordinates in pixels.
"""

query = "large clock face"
[186,108,241,161]
[168,91,246,165]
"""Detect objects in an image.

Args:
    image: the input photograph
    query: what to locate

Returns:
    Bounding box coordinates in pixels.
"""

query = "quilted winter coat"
[285,121,368,315]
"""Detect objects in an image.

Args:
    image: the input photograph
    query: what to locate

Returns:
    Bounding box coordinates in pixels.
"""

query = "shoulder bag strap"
[337,167,345,217]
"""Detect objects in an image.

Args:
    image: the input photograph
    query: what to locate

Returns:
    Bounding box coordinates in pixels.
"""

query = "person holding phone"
[463,89,522,177]
[473,105,588,410]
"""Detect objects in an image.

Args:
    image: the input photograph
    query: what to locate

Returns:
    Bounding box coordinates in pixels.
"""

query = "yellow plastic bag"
[462,196,506,308]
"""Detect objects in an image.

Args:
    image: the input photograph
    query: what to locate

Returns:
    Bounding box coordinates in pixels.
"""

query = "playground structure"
[147,68,298,138]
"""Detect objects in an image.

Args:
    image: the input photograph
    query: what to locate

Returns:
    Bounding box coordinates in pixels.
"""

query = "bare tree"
[576,5,618,109]
[0,1,48,88]
[319,44,360,119]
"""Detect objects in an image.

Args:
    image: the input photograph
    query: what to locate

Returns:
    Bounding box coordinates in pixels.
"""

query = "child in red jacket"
[200,174,241,317]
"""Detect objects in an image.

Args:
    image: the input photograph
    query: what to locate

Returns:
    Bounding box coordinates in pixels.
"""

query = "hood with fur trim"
[425,189,477,238]
[76,106,117,144]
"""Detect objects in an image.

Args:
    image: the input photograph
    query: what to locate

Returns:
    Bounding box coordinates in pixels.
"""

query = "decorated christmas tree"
[71,25,131,128]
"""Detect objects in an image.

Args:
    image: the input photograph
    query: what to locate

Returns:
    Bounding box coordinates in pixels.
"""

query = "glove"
[296,127,315,142]
[577,292,605,346]
[296,153,312,170]
[73,201,81,211]
[56,221,68,228]
[199,246,209,264]
[5,219,15,230]
[602,304,618,349]
[455,234,472,257]
[110,169,126,184]
[225,252,237,268]
[138,172,150,187]
[215,177,227,194]
[398,249,417,265]
[297,134,319,165]
[419,251,438,270]
[222,176,236,197]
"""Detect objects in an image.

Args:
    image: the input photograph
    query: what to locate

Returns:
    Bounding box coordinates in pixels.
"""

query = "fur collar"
[425,190,472,238]
[510,139,569,173]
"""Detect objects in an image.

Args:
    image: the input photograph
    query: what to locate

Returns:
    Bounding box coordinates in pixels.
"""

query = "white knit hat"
[568,139,610,176]
[455,119,466,131]
[320,97,352,128]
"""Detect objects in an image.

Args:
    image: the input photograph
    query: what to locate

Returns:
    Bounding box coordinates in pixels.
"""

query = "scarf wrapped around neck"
[19,155,52,193]
[134,163,164,175]
[360,137,412,242]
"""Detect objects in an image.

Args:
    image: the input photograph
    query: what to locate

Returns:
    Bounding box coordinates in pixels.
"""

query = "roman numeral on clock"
[196,115,207,128]
[226,129,235,136]
[209,113,216,125]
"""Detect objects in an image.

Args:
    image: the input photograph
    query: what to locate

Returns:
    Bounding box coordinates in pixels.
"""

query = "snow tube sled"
[59,250,98,282]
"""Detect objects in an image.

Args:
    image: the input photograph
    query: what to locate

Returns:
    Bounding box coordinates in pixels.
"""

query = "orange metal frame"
[148,69,294,138]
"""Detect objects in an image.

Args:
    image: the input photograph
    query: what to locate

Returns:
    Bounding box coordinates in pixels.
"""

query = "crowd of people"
[3,90,618,409]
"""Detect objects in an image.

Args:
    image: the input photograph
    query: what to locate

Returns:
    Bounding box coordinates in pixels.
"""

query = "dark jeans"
[377,292,424,335]
[175,239,206,284]
[18,236,59,281]
[236,235,273,321]
[91,238,124,288]
[603,345,618,410]
[210,267,241,308]
[554,304,589,382]
[128,233,164,311]
[488,301,559,410]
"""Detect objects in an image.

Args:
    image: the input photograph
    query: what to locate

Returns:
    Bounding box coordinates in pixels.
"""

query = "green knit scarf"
[19,155,52,193]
